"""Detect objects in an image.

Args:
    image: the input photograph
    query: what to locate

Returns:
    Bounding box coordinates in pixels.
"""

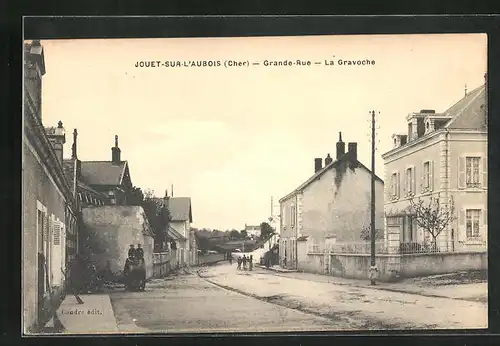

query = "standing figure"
[249,255,253,271]
[228,253,233,265]
[136,244,144,264]
[242,255,247,270]
[237,257,242,270]
[128,244,136,260]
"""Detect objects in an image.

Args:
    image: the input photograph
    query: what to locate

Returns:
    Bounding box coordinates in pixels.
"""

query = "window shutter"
[482,156,487,189]
[483,207,487,225]
[412,167,417,194]
[429,160,434,190]
[53,220,60,245]
[396,172,400,198]
[403,171,407,196]
[44,213,49,239]
[458,157,466,189]
[421,163,425,192]
[61,223,66,275]
[458,209,466,241]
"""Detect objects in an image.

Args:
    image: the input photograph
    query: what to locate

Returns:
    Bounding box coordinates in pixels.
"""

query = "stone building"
[279,133,384,270]
[23,40,79,333]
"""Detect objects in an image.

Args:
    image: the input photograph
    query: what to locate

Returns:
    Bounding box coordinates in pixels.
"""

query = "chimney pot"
[325,153,333,166]
[347,142,357,162]
[336,132,346,160]
[314,158,323,173]
[112,135,121,164]
[71,129,78,159]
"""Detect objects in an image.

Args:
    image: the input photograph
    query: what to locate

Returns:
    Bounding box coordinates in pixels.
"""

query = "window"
[405,167,414,195]
[290,205,296,227]
[466,209,481,239]
[466,157,480,187]
[423,161,430,189]
[391,173,399,198]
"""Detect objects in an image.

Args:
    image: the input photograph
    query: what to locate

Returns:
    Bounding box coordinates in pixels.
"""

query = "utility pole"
[369,110,377,285]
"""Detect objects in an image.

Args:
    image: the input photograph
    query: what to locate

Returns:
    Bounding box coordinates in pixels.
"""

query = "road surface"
[109,263,487,333]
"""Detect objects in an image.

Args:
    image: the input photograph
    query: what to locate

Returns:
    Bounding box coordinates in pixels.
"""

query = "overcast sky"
[39,34,486,230]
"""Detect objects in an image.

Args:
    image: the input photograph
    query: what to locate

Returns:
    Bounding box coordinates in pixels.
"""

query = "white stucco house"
[279,133,385,270]
[165,197,198,266]
[382,76,487,254]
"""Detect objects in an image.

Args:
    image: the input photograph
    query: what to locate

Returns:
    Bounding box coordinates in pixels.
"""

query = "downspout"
[445,129,451,252]
[295,194,299,270]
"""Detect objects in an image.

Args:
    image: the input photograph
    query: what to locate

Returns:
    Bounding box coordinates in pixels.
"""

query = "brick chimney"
[336,132,345,160]
[314,158,322,173]
[324,153,333,166]
[24,40,46,121]
[348,142,357,162]
[111,135,121,164]
[46,120,66,164]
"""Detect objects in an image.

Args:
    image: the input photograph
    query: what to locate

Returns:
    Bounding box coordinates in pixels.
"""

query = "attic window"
[394,138,397,147]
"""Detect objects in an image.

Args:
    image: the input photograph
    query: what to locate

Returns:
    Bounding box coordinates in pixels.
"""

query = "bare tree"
[407,192,457,250]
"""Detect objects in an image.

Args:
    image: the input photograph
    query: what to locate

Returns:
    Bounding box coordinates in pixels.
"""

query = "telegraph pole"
[370,110,377,285]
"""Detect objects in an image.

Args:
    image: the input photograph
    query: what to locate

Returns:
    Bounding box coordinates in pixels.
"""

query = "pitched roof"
[79,161,128,186]
[444,84,486,130]
[280,153,383,202]
[167,197,193,222]
[167,226,186,241]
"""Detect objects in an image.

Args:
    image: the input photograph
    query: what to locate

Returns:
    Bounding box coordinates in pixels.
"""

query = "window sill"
[461,239,485,245]
[460,186,484,191]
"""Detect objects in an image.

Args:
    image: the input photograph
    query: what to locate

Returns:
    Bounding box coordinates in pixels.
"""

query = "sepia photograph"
[22,33,488,335]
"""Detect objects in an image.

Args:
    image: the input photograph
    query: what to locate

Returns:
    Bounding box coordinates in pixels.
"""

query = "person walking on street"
[237,257,242,270]
[228,253,233,265]
[249,255,253,271]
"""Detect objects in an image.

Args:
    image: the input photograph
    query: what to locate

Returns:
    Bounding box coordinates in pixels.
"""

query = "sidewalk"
[259,265,487,302]
[258,265,297,273]
[203,264,487,329]
[53,294,119,334]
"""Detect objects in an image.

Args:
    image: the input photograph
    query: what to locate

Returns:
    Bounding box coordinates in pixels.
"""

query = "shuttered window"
[466,209,481,238]
[53,220,61,245]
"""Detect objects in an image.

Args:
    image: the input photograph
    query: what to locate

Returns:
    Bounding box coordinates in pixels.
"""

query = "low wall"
[197,253,225,265]
[302,251,487,282]
[152,251,174,278]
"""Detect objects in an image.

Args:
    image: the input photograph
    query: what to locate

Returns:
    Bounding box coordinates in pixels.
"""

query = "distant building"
[382,77,487,253]
[279,133,384,270]
[63,134,133,207]
[162,196,198,266]
[244,224,261,238]
[23,40,79,333]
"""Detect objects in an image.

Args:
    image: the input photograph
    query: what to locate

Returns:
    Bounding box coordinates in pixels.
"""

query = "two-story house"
[279,133,385,270]
[382,76,487,253]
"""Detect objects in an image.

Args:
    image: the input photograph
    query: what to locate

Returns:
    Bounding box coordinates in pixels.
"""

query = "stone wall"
[82,206,154,279]
[302,251,487,282]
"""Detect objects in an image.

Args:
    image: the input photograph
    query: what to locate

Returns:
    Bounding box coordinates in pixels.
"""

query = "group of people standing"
[128,244,144,261]
[236,254,253,271]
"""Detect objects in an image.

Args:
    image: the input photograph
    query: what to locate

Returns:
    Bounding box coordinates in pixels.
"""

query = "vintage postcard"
[22,33,488,335]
